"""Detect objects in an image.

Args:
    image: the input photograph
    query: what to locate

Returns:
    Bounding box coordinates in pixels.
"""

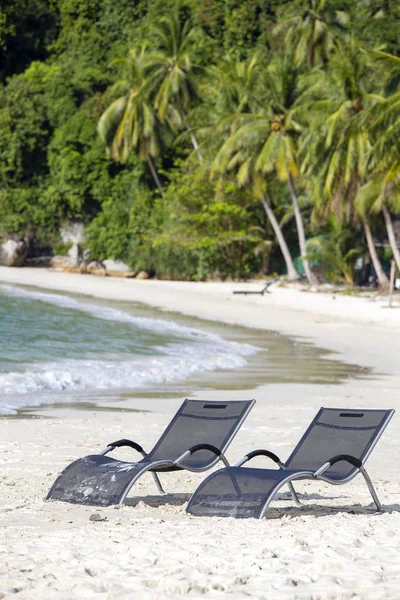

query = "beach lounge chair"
[232,277,280,296]
[47,399,255,506]
[186,407,394,519]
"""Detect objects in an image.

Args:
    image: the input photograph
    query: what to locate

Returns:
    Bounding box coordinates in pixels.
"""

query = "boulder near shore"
[0,238,28,267]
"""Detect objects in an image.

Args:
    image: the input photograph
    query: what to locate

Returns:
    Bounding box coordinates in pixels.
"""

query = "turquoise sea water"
[0,285,256,415]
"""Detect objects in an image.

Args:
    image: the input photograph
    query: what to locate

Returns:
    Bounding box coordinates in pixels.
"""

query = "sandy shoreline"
[1,267,400,599]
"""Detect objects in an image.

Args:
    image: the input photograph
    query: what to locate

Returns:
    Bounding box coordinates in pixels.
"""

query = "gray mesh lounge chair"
[186,407,394,519]
[47,399,255,506]
[233,277,281,296]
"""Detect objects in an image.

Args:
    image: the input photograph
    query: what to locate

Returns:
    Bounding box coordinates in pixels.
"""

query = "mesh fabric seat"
[187,407,394,519]
[47,399,255,506]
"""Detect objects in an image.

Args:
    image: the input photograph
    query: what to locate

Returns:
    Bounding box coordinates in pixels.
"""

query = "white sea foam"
[0,285,258,414]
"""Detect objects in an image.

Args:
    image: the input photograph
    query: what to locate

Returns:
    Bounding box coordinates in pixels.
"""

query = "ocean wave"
[0,348,249,414]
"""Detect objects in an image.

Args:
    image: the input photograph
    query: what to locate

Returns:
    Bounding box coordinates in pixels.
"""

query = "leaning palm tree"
[146,8,204,159]
[238,165,300,282]
[97,47,166,196]
[213,58,317,285]
[190,55,299,280]
[206,56,302,281]
[300,43,389,288]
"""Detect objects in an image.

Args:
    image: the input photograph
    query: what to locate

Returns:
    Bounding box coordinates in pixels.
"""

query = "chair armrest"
[186,443,222,456]
[174,443,229,467]
[235,449,282,467]
[314,454,362,477]
[100,439,145,456]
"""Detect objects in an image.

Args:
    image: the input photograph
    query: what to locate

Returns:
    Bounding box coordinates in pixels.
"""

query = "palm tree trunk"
[382,204,400,272]
[288,173,318,286]
[185,121,203,162]
[147,155,164,197]
[180,106,203,162]
[188,128,203,161]
[261,195,299,280]
[363,217,389,290]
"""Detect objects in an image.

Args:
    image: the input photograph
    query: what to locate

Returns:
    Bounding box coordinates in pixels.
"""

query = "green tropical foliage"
[1,0,400,287]
[306,216,360,284]
[274,0,343,68]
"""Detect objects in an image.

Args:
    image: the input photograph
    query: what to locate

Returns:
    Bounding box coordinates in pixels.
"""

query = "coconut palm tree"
[206,55,301,281]
[300,43,389,288]
[97,47,166,196]
[186,55,299,280]
[213,58,318,285]
[146,8,204,160]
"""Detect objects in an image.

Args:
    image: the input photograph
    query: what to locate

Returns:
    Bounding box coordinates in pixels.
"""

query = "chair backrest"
[148,399,255,468]
[285,407,394,479]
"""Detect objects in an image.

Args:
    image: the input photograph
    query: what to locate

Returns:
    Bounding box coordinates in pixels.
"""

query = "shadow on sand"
[125,493,191,508]
[264,502,400,519]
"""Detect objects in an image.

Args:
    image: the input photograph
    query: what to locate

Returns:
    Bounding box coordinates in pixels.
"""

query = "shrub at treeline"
[1,0,400,285]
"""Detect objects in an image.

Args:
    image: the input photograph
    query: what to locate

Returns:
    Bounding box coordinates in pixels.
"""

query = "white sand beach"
[1,267,400,599]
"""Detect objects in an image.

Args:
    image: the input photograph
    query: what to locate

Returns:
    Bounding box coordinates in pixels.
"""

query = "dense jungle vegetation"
[1,0,400,286]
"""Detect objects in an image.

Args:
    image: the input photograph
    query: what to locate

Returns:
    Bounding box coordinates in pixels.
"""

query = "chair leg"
[360,467,382,512]
[287,481,301,506]
[152,473,166,494]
